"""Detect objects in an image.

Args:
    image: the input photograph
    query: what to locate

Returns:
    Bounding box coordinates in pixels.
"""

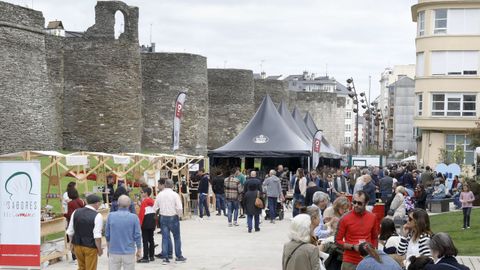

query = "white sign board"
[189,164,199,172]
[0,161,41,267]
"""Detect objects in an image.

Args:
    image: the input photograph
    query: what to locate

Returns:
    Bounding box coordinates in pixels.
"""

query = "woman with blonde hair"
[282,214,320,270]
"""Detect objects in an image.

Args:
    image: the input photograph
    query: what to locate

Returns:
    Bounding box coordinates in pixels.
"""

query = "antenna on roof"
[149,23,152,44]
[325,63,328,77]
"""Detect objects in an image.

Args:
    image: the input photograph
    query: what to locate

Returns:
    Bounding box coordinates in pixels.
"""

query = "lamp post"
[346,78,360,155]
[360,95,386,152]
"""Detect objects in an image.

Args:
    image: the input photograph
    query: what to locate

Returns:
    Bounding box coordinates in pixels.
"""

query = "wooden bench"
[427,198,454,213]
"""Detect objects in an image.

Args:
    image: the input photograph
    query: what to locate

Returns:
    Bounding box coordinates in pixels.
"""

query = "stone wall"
[142,53,208,155]
[62,1,142,152]
[254,79,289,109]
[207,69,255,150]
[291,92,346,151]
[0,2,61,154]
[45,35,65,148]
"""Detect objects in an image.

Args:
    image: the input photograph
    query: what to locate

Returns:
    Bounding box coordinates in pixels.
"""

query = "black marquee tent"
[209,95,310,158]
[304,112,318,137]
[278,101,311,144]
[292,107,314,140]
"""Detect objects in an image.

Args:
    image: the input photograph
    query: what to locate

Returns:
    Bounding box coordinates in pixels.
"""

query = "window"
[431,51,478,76]
[432,9,480,35]
[431,93,476,116]
[346,111,352,119]
[448,9,480,35]
[434,9,448,34]
[346,99,350,105]
[445,134,474,164]
[416,52,424,77]
[417,94,423,116]
[344,136,351,143]
[345,124,351,132]
[418,11,425,36]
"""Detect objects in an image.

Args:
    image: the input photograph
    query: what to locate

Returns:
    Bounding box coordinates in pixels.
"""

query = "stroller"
[265,200,284,220]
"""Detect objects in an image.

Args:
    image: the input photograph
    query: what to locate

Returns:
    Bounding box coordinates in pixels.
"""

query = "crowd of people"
[61,162,473,270]
[280,163,473,270]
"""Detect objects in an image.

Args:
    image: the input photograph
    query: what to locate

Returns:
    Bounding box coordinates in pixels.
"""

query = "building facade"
[412,0,480,167]
[283,72,354,153]
[378,65,415,153]
[391,77,416,153]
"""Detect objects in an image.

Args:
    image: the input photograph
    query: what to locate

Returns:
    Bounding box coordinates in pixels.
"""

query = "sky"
[8,0,419,98]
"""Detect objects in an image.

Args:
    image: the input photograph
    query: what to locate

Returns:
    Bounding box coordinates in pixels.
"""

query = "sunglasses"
[352,200,364,206]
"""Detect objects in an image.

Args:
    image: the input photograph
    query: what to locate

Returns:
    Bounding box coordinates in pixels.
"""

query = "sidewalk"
[47,211,291,270]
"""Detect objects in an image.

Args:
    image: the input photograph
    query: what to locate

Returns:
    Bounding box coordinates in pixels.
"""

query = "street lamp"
[345,78,360,155]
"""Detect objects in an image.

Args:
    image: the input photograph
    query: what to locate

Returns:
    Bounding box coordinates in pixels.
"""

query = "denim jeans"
[215,193,226,215]
[268,197,277,221]
[463,207,472,228]
[247,214,259,231]
[226,200,239,223]
[160,215,183,259]
[198,193,210,218]
[292,194,304,217]
[454,193,461,208]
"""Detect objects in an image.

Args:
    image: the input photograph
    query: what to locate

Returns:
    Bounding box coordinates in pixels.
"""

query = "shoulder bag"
[284,242,306,269]
[255,191,264,209]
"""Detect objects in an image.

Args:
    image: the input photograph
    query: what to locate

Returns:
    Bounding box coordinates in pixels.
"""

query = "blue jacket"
[425,256,470,270]
[105,208,142,255]
[357,250,402,270]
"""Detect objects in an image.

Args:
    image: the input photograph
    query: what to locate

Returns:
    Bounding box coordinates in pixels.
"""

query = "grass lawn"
[430,208,480,256]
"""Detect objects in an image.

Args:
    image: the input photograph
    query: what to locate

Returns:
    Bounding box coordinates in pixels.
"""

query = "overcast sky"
[9,0,418,98]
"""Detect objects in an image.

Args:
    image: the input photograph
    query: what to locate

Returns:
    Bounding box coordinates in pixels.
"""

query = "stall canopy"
[304,112,318,137]
[209,95,310,157]
[292,107,314,140]
[278,100,311,144]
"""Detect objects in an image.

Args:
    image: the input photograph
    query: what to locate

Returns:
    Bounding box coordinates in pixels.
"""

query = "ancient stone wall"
[0,2,61,154]
[62,1,142,152]
[291,92,346,151]
[254,79,289,109]
[141,53,208,155]
[45,35,65,147]
[207,69,255,150]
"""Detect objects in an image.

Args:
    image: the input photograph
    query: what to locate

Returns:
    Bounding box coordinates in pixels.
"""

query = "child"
[459,184,475,229]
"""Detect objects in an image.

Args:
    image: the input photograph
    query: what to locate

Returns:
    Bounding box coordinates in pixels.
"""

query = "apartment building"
[412,0,480,167]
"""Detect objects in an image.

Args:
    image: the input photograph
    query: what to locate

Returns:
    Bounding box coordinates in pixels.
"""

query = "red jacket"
[64,198,85,222]
[335,210,379,265]
[138,197,155,227]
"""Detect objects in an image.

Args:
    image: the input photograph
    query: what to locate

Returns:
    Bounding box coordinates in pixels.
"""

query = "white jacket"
[390,193,406,219]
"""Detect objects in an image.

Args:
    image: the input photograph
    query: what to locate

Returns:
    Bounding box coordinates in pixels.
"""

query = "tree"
[438,144,465,165]
[467,118,480,149]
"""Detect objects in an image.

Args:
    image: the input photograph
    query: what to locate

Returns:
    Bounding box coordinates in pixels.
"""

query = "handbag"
[255,191,264,209]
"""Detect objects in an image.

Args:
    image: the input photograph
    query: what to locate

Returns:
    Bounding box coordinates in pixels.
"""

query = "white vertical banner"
[172,91,187,151]
[312,130,323,170]
[0,161,41,267]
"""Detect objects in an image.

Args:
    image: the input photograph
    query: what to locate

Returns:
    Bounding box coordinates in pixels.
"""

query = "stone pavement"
[46,205,480,269]
[48,211,291,270]
[457,257,480,269]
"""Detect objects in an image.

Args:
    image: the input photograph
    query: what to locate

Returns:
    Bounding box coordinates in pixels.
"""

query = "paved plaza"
[48,211,291,270]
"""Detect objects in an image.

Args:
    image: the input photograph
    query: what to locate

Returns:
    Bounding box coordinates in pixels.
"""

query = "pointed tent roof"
[209,95,310,157]
[278,101,311,144]
[292,107,313,141]
[303,112,318,137]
